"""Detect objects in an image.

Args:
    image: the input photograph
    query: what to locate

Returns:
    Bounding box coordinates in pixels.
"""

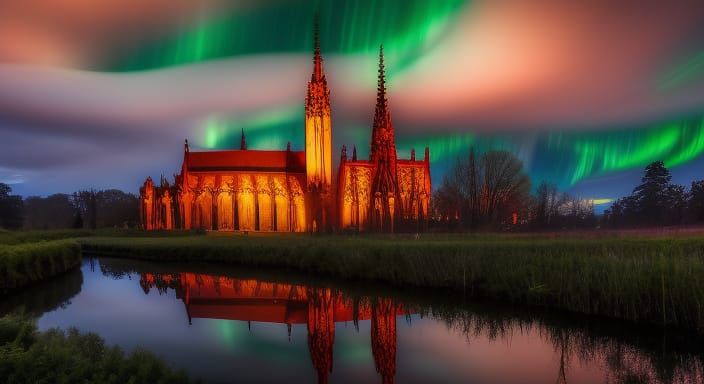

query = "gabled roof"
[185,150,306,173]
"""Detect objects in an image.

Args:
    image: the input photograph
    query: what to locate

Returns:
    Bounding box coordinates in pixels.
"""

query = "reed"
[80,233,704,331]
[0,240,81,294]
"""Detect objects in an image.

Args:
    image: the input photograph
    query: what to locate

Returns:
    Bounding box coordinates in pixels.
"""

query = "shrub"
[0,315,190,383]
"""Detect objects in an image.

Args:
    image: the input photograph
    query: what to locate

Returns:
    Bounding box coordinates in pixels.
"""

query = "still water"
[2,257,704,384]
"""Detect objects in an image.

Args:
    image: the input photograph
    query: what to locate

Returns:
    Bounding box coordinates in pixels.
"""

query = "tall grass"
[81,234,704,331]
[0,240,81,293]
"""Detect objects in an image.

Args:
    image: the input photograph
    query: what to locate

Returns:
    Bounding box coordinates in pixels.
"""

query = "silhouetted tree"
[632,161,671,225]
[467,147,480,229]
[533,181,566,228]
[433,149,531,230]
[23,194,74,229]
[688,180,704,223]
[604,161,695,228]
[479,150,531,226]
[73,190,97,229]
[72,210,84,229]
[664,183,687,225]
[0,183,23,229]
[95,189,139,228]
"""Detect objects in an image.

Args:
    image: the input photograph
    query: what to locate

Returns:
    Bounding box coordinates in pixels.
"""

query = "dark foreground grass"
[0,314,190,384]
[80,233,704,332]
[0,240,81,294]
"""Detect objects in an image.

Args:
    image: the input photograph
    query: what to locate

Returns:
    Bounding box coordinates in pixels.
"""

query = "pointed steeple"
[312,14,324,82]
[240,128,247,150]
[371,45,395,164]
[352,145,357,161]
[376,45,388,115]
[182,139,190,177]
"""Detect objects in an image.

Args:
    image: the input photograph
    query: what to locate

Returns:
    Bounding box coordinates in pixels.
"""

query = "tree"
[604,161,695,228]
[433,149,531,230]
[0,183,23,229]
[664,184,686,225]
[467,147,480,229]
[632,161,671,224]
[23,194,75,229]
[95,189,139,228]
[73,190,97,229]
[533,181,564,229]
[479,150,531,226]
[688,180,704,223]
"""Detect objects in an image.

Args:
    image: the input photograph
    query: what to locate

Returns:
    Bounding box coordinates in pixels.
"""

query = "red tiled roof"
[185,150,306,173]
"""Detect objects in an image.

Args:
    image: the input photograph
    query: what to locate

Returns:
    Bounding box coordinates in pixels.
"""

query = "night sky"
[2,1,704,208]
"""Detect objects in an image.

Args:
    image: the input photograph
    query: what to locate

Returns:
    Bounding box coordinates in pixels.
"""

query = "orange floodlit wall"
[337,48,431,233]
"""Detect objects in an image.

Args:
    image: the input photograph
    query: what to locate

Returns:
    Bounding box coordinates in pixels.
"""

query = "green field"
[78,231,704,332]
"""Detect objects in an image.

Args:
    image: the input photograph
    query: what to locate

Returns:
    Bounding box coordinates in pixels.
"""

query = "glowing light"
[201,105,300,149]
[658,51,704,91]
[545,119,704,186]
[115,0,468,79]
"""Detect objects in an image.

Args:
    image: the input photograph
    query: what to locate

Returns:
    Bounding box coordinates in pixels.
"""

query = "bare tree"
[479,150,531,226]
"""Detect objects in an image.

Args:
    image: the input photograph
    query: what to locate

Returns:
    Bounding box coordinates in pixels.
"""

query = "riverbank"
[0,239,81,294]
[79,232,704,332]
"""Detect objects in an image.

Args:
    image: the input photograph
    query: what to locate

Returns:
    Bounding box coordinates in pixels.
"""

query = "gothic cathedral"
[140,26,430,233]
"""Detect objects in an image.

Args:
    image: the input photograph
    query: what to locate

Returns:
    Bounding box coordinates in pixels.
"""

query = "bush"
[0,314,190,383]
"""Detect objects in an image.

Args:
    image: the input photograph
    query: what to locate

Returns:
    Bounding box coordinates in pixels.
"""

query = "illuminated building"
[139,272,406,384]
[140,27,431,233]
[338,46,431,232]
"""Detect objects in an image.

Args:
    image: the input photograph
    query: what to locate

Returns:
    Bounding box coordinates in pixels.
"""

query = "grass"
[80,232,704,332]
[0,314,190,383]
[0,239,82,294]
[0,228,203,293]
[0,228,203,246]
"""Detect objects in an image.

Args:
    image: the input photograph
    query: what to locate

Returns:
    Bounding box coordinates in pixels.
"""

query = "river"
[2,257,703,384]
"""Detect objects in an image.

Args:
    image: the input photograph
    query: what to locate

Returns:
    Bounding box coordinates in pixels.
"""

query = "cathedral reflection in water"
[139,272,406,384]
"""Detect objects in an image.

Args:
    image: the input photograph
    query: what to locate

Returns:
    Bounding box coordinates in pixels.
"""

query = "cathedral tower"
[370,46,399,232]
[305,19,332,192]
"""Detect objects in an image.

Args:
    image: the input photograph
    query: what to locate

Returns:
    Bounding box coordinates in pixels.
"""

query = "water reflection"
[3,257,704,384]
[139,272,404,384]
[0,267,82,316]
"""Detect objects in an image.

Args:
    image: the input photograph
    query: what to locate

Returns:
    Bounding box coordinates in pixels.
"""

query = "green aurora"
[60,1,704,196]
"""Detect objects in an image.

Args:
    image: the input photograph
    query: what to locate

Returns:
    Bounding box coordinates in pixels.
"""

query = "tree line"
[0,184,139,230]
[432,148,704,231]
[431,148,596,231]
[1,154,702,231]
[603,160,704,227]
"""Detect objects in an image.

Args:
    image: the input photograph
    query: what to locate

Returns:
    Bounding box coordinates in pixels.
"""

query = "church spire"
[371,45,395,163]
[240,128,247,150]
[312,14,324,82]
[376,45,387,115]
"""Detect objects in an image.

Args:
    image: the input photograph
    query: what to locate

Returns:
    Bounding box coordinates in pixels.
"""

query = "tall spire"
[376,45,387,113]
[312,14,324,82]
[371,45,395,163]
[240,128,247,150]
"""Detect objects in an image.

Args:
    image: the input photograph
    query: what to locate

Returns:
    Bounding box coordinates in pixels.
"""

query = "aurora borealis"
[2,1,704,205]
